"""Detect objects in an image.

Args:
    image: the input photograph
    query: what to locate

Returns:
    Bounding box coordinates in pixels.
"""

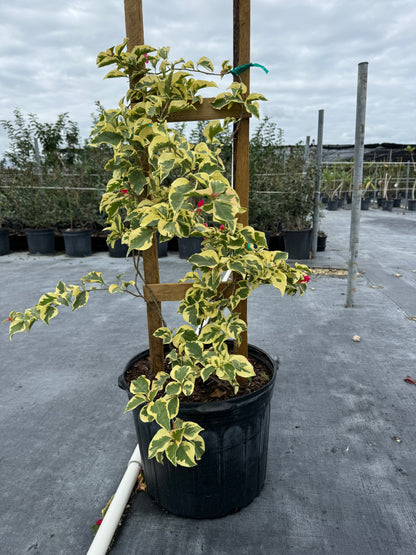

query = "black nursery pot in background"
[63,230,92,257]
[317,234,327,252]
[327,199,338,211]
[283,229,312,260]
[118,344,278,519]
[177,236,202,259]
[108,233,169,258]
[25,229,55,255]
[361,198,371,210]
[0,228,10,255]
[265,232,285,251]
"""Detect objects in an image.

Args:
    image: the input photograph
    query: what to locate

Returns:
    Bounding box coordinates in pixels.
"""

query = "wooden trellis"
[123,0,251,371]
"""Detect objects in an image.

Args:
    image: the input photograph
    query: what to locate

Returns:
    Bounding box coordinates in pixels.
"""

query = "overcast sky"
[1,0,415,158]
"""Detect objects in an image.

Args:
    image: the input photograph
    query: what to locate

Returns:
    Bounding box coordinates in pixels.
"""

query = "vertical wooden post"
[124,0,165,373]
[124,0,144,49]
[233,0,250,357]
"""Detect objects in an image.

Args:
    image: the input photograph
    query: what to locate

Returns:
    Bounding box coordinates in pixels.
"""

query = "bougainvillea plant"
[5,40,310,467]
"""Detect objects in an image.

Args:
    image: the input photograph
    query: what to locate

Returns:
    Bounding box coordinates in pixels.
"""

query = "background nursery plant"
[5,41,310,469]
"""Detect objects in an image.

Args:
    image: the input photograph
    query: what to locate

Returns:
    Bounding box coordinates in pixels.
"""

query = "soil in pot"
[119,344,277,519]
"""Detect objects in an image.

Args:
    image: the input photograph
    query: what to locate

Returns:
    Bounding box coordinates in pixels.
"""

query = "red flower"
[144,53,149,64]
[120,189,128,196]
[300,275,310,283]
[219,225,225,231]
[196,199,204,213]
[96,519,103,526]
[203,222,208,227]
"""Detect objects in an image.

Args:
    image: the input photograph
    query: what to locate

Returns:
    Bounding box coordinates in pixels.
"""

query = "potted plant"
[59,175,101,257]
[5,42,310,518]
[380,173,394,211]
[317,230,327,251]
[321,168,342,211]
[248,117,285,251]
[405,146,416,210]
[18,175,59,255]
[0,185,10,255]
[360,178,374,210]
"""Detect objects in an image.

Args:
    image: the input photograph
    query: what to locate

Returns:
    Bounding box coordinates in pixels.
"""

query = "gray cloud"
[1,0,415,159]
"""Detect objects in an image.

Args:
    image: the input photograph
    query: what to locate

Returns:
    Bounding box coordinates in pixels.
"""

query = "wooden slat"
[142,237,165,372]
[124,0,165,374]
[124,0,144,51]
[123,0,252,362]
[167,97,250,123]
[233,0,251,357]
[144,281,233,302]
[144,283,192,302]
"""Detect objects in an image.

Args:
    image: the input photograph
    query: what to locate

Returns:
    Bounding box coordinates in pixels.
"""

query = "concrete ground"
[1,203,416,554]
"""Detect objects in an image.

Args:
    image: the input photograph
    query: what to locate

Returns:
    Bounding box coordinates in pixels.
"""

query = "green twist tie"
[231,63,269,76]
[247,243,251,251]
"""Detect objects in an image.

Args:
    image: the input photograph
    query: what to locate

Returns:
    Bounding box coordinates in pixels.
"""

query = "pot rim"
[118,342,278,408]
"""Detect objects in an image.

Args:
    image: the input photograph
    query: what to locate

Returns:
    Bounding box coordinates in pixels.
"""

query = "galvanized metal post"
[311,110,324,258]
[346,62,368,308]
[304,135,310,159]
[405,161,410,209]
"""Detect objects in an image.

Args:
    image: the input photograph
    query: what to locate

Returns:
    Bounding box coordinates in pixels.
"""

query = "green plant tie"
[231,63,269,76]
[247,243,251,251]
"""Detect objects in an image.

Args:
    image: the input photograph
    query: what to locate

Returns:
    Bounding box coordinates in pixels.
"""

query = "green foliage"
[0,107,109,229]
[248,119,316,232]
[6,41,310,468]
[277,143,315,231]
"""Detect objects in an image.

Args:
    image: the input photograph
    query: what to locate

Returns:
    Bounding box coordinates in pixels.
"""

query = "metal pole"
[405,161,410,210]
[304,135,310,160]
[311,110,324,258]
[346,62,368,308]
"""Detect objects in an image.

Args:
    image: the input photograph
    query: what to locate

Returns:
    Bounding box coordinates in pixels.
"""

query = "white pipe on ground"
[87,444,142,555]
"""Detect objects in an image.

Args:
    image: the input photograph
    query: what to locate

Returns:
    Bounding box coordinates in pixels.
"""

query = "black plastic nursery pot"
[25,229,55,255]
[327,199,338,211]
[283,229,311,260]
[63,229,92,257]
[265,232,285,251]
[407,200,416,211]
[317,234,327,252]
[0,228,10,255]
[108,234,168,258]
[177,236,202,259]
[118,344,277,519]
[361,198,371,210]
[108,238,129,258]
[383,200,394,212]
